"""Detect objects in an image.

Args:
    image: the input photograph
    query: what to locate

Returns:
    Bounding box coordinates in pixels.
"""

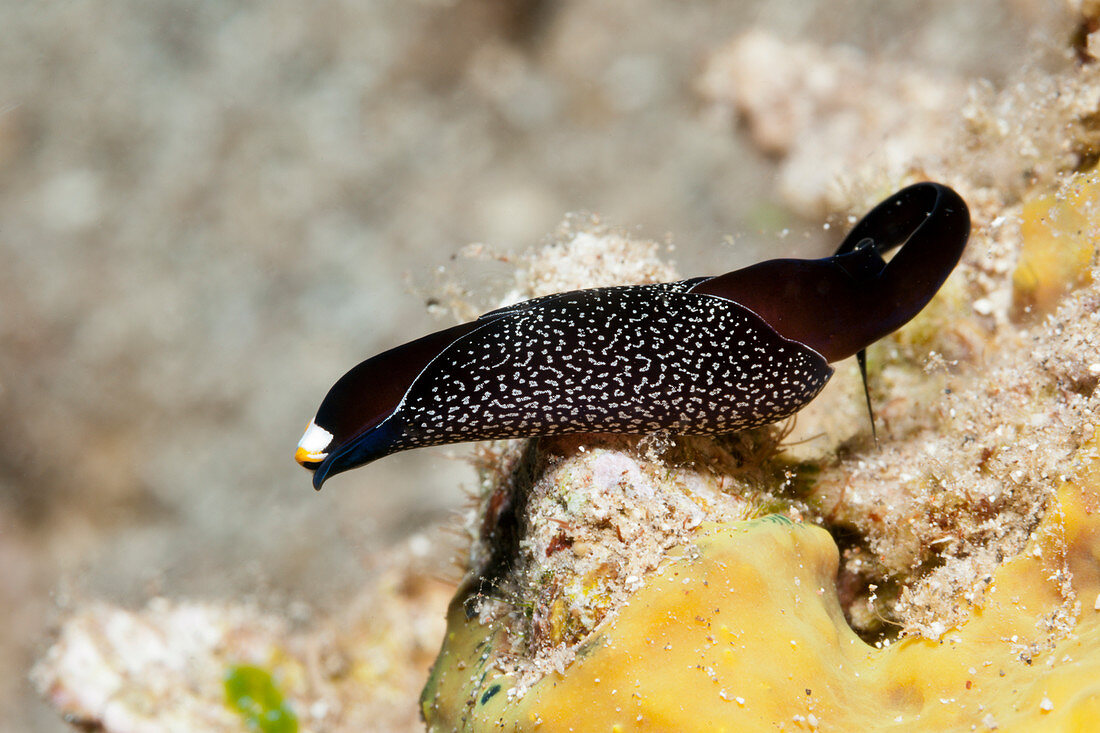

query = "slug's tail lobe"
[690,182,970,362]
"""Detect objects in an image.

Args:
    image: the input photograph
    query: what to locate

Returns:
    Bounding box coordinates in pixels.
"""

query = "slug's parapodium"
[297,182,970,489]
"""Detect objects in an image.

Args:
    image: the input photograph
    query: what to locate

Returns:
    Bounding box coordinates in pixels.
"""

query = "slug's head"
[293,352,407,489]
[690,182,970,362]
[296,321,480,489]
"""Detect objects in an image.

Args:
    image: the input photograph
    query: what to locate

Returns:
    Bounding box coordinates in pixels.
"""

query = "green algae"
[224,664,298,733]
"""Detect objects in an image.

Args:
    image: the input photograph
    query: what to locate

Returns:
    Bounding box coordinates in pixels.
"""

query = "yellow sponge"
[1013,171,1099,317]
[424,436,1100,731]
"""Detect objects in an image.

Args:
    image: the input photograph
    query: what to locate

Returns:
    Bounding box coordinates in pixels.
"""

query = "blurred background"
[0,0,1061,729]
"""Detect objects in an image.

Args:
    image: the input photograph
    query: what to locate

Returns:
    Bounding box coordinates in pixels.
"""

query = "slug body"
[298,182,969,488]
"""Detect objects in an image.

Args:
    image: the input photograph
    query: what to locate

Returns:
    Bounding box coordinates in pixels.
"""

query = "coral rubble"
[33,544,453,732]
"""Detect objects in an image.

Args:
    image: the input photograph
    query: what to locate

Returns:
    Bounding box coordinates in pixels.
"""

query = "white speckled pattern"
[382,280,832,453]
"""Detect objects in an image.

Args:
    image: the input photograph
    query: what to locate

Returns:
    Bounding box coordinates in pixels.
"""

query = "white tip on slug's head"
[295,419,334,469]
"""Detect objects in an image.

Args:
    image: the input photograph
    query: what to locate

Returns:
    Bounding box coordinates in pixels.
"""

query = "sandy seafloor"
[0,1,1066,730]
